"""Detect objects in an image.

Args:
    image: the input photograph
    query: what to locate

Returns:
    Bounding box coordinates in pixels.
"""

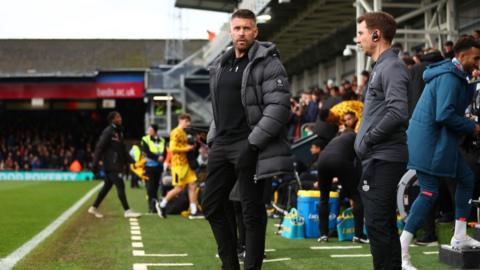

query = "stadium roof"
[0,39,206,78]
[257,0,356,75]
[174,0,237,13]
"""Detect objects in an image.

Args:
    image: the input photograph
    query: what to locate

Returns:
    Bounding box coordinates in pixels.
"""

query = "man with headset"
[354,12,409,269]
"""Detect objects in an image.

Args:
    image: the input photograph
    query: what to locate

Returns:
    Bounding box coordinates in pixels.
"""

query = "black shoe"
[415,234,438,246]
[352,234,370,244]
[317,235,328,243]
[188,211,205,220]
[155,200,166,218]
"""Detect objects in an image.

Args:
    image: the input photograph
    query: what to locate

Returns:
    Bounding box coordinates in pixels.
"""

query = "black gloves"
[236,143,259,171]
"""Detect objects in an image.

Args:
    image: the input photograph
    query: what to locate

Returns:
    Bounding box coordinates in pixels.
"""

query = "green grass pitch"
[0,181,459,269]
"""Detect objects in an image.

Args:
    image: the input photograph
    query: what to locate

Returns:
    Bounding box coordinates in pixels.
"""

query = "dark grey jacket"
[207,40,293,179]
[354,48,409,162]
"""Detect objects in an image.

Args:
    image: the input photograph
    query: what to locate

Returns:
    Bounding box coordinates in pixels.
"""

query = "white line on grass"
[265,249,276,252]
[423,251,439,255]
[131,236,142,241]
[132,250,188,257]
[131,230,141,235]
[131,226,141,230]
[133,263,194,269]
[263,258,291,263]
[0,183,103,270]
[310,245,362,250]
[132,242,144,248]
[239,257,291,264]
[331,254,372,258]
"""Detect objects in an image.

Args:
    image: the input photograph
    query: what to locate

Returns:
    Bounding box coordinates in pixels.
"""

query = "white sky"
[0,0,230,39]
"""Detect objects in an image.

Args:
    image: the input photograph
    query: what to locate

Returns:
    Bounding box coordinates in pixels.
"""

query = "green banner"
[0,171,95,181]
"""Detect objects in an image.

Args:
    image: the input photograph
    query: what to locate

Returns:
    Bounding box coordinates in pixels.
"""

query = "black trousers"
[93,171,130,210]
[146,166,163,212]
[360,159,406,270]
[233,201,246,253]
[317,157,363,237]
[202,140,267,270]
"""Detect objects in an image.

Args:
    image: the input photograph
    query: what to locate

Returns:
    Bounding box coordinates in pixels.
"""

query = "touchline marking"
[423,251,439,255]
[131,226,141,230]
[131,236,142,241]
[132,242,144,248]
[310,246,362,250]
[0,183,103,270]
[263,258,291,263]
[265,249,276,252]
[331,254,372,258]
[133,263,194,269]
[130,222,139,226]
[131,230,141,235]
[130,218,138,222]
[132,250,188,257]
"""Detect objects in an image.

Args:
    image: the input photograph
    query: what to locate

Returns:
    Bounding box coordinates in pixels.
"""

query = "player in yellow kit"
[157,113,203,219]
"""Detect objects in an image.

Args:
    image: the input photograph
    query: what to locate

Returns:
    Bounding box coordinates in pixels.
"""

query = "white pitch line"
[331,254,372,258]
[310,245,362,250]
[131,226,141,230]
[239,257,291,264]
[130,218,138,222]
[265,249,276,252]
[132,242,144,248]
[133,263,193,269]
[263,258,291,263]
[131,230,141,235]
[132,250,188,257]
[423,251,439,255]
[130,222,139,226]
[131,236,142,241]
[0,183,103,270]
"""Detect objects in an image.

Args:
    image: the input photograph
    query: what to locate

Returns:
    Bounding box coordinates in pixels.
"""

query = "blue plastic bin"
[297,190,340,238]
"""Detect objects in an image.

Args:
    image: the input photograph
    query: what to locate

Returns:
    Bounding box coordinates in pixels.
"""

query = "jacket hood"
[420,51,444,64]
[219,40,279,66]
[423,59,467,83]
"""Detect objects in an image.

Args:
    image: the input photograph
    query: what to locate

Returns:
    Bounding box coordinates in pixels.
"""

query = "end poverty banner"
[0,171,95,181]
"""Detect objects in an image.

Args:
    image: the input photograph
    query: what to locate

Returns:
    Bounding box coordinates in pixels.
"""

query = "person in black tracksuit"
[316,129,366,243]
[88,111,140,219]
[354,12,409,269]
[141,124,166,214]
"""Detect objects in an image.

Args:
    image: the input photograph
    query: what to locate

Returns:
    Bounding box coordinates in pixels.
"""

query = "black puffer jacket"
[93,124,133,172]
[207,41,293,179]
[408,51,444,117]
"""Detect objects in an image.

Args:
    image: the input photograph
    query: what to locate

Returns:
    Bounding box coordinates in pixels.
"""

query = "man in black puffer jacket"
[88,111,140,219]
[202,9,292,270]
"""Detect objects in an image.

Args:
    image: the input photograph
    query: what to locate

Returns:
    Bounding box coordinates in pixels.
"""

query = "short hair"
[361,70,370,78]
[302,89,313,95]
[178,113,191,122]
[344,111,356,117]
[357,12,397,43]
[231,9,256,23]
[107,111,120,123]
[453,35,480,55]
[150,124,159,132]
[444,40,454,47]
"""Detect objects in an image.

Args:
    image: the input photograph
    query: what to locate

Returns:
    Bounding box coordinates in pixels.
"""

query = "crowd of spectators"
[0,111,104,171]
